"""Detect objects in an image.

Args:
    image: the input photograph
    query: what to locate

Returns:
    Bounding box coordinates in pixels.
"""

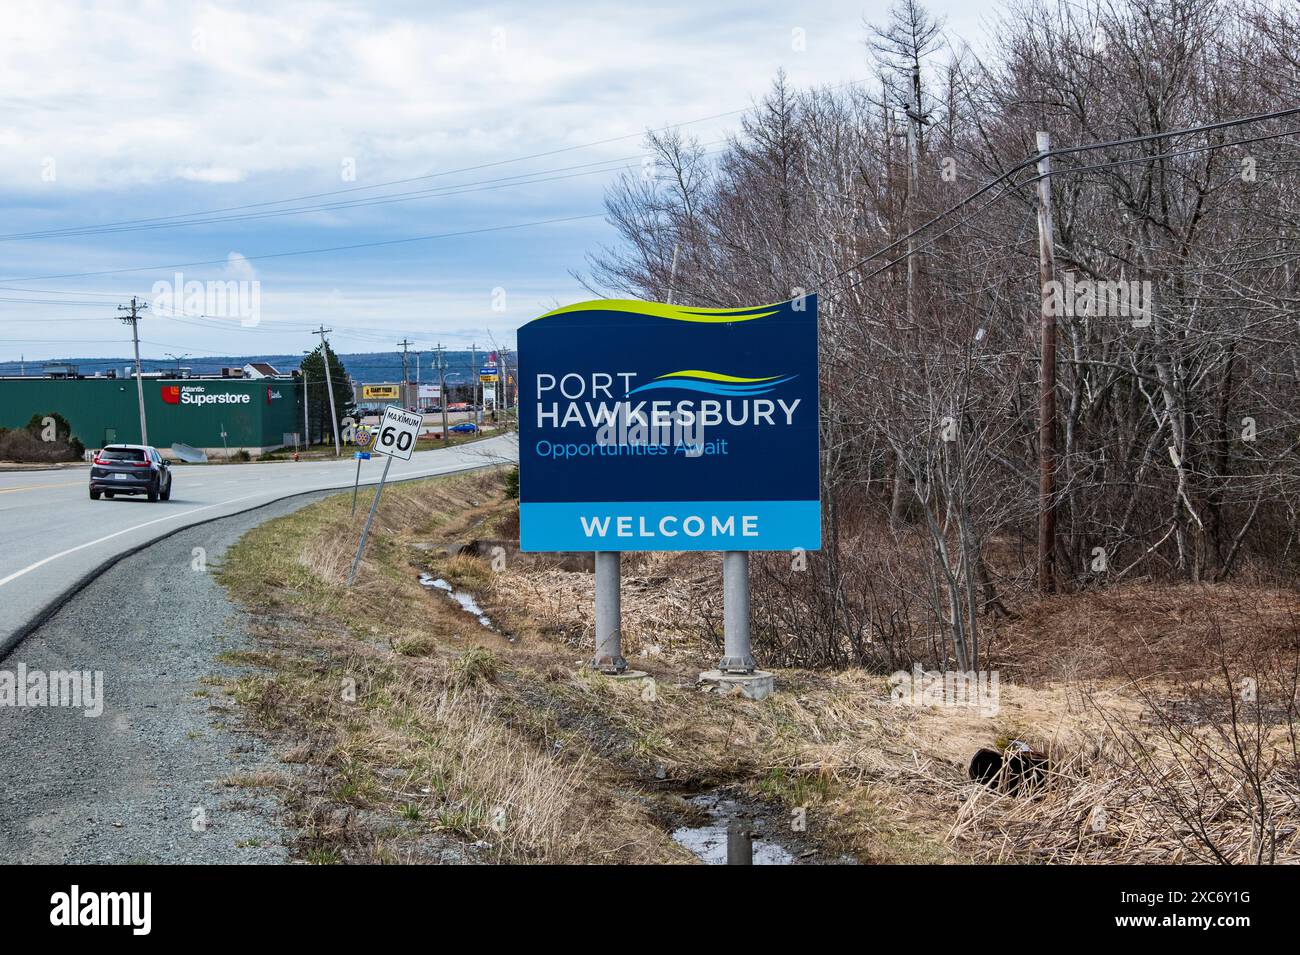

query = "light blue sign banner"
[520,500,820,552]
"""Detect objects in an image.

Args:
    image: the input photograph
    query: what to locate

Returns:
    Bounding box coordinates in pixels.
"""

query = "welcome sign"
[518,297,820,551]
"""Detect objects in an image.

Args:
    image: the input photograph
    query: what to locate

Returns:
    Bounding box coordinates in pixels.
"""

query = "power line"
[0,78,873,240]
[0,152,723,243]
[0,213,605,284]
[841,124,1300,293]
[826,105,1300,288]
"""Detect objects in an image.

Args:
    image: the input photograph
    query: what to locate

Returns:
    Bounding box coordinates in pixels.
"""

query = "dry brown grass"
[992,582,1300,683]
[485,553,718,664]
[219,470,695,864]
[218,466,1300,865]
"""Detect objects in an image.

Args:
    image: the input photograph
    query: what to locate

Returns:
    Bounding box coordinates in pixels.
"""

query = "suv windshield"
[99,448,146,462]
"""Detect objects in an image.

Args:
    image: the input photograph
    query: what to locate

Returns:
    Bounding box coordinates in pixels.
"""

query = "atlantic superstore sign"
[161,384,254,406]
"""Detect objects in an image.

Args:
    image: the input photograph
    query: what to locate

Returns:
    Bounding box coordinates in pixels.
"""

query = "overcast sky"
[0,0,991,361]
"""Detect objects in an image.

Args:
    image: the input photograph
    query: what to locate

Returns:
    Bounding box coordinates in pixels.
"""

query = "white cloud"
[224,250,257,280]
[0,0,991,359]
[177,166,246,183]
[0,0,892,191]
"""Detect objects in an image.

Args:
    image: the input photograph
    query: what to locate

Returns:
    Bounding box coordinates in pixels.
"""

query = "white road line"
[0,491,266,588]
[0,453,510,590]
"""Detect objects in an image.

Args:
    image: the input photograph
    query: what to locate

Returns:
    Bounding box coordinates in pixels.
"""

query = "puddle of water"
[418,573,495,630]
[671,793,795,865]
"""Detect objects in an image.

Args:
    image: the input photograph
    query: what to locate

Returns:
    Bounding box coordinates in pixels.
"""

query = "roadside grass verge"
[217,469,695,863]
[215,464,1300,864]
[215,466,957,864]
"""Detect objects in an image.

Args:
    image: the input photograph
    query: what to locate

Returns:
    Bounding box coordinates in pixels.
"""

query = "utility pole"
[313,326,342,456]
[496,348,507,412]
[301,366,310,449]
[501,348,513,410]
[436,344,449,447]
[398,339,413,409]
[1035,130,1059,594]
[300,349,312,448]
[118,296,149,445]
[471,342,480,426]
[905,64,923,325]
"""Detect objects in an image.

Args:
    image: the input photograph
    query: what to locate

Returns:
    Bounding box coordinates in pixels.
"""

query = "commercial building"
[0,373,305,456]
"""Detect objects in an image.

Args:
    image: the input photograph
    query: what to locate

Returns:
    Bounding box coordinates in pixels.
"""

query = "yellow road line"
[0,480,83,494]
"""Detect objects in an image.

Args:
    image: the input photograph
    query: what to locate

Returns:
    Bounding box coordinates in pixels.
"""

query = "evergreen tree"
[300,344,355,447]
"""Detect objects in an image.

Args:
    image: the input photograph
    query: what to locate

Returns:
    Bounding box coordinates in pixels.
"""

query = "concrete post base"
[601,668,650,683]
[697,669,775,701]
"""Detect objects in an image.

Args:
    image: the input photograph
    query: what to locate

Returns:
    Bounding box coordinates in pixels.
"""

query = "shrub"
[0,427,81,463]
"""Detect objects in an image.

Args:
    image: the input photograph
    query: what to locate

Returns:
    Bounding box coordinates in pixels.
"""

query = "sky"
[0,0,991,363]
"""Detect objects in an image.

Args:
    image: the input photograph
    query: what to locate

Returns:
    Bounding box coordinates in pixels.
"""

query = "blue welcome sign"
[518,296,820,551]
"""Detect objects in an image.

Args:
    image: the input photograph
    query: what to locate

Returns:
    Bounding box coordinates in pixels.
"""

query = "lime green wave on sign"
[530,299,785,324]
[656,370,783,383]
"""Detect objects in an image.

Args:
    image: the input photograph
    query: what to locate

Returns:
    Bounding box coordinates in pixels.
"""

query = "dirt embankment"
[215,468,1300,864]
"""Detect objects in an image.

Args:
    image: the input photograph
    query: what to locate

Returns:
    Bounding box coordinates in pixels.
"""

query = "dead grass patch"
[217,466,1300,865]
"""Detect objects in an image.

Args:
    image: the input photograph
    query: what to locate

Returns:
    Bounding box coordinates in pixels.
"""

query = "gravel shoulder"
[0,491,337,864]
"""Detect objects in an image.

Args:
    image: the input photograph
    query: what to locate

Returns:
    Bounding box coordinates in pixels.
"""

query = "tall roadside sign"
[518,296,820,689]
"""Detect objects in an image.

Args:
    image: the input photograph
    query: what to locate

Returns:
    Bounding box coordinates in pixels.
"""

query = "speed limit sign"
[374,406,423,461]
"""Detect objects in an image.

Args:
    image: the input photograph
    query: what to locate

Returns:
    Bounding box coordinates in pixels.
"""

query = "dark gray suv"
[89,444,173,501]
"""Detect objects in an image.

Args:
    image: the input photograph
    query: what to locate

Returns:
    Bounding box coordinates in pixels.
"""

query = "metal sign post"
[351,428,373,514]
[592,551,626,673]
[347,454,392,586]
[347,406,421,586]
[719,551,756,672]
[351,451,371,514]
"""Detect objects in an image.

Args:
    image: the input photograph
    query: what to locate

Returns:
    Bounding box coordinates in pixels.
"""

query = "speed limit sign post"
[347,406,425,585]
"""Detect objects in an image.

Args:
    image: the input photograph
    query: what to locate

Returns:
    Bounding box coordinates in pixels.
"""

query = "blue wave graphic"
[626,375,796,397]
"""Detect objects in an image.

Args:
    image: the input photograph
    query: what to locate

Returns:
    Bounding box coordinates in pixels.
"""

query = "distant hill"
[0,350,502,387]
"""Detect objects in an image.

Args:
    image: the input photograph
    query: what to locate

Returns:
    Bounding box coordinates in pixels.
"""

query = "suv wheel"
[148,482,159,502]
[90,488,101,500]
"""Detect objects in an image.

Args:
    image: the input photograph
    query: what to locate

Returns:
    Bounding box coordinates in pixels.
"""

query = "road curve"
[0,434,517,658]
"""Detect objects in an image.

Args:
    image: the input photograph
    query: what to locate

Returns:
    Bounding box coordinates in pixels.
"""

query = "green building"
[0,375,305,455]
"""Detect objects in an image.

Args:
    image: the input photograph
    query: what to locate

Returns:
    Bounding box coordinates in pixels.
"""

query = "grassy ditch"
[215,467,1300,865]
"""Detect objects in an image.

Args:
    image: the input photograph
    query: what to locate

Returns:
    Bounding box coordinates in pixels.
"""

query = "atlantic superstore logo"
[266,386,283,404]
[161,384,251,406]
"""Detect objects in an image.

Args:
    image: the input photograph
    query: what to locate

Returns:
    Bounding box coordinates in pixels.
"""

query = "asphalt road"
[0,494,330,863]
[0,433,517,658]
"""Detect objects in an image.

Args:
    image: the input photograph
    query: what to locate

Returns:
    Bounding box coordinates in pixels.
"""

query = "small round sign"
[354,426,374,448]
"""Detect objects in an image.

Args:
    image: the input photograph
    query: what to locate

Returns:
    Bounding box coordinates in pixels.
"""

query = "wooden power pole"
[117,296,150,445]
[436,344,449,447]
[1035,130,1058,594]
[398,339,413,409]
[314,326,342,456]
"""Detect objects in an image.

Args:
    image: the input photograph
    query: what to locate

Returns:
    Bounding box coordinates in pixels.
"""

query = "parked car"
[449,422,479,434]
[89,444,173,502]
